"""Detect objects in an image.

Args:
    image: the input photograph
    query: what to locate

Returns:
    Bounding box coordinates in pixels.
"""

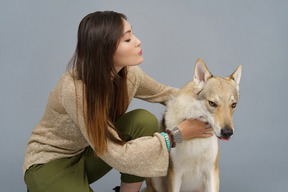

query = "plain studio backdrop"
[1,0,287,191]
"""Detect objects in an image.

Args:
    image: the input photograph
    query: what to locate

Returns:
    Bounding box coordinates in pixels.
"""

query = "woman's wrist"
[170,127,183,144]
[161,126,184,151]
[160,132,171,151]
[165,129,176,148]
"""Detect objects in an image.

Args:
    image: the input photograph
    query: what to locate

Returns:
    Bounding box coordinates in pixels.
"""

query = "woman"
[23,11,213,192]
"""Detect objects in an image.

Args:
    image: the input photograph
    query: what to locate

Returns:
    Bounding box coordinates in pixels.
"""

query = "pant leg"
[83,147,113,184]
[25,109,159,191]
[83,109,158,184]
[115,109,159,183]
[24,154,93,192]
[25,147,113,192]
[116,109,159,141]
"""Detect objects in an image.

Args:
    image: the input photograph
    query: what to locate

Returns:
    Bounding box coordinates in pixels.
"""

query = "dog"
[142,58,242,192]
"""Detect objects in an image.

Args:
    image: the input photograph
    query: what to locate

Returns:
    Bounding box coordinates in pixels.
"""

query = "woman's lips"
[138,49,142,56]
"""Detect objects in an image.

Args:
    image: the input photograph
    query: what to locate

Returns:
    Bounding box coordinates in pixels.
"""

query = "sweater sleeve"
[60,74,169,177]
[131,66,179,104]
[100,131,170,177]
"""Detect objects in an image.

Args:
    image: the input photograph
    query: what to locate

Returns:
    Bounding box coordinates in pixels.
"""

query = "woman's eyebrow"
[123,25,133,35]
[123,30,132,35]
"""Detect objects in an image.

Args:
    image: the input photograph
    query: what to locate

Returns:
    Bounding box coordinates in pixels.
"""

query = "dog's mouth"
[217,136,231,142]
[215,127,233,142]
[209,123,233,142]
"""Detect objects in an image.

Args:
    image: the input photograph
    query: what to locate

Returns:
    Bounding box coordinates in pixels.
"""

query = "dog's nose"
[221,127,233,138]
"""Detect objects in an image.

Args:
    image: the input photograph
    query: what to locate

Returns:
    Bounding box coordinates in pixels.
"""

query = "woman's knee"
[132,109,159,135]
[116,109,159,139]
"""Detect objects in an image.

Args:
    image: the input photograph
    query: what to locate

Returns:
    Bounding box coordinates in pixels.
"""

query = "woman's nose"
[135,37,141,47]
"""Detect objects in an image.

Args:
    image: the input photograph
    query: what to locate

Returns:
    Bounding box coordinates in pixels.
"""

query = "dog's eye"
[208,101,217,107]
[231,102,237,108]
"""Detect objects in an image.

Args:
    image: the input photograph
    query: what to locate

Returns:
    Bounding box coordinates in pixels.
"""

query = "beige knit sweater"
[23,66,178,177]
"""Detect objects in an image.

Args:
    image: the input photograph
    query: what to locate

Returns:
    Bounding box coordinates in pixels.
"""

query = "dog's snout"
[221,127,233,138]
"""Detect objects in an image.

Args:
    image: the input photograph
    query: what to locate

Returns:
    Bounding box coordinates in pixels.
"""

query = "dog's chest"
[170,136,218,190]
[171,135,218,160]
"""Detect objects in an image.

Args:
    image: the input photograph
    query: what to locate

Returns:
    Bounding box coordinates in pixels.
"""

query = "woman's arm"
[128,66,179,104]
[60,73,169,177]
[100,130,169,177]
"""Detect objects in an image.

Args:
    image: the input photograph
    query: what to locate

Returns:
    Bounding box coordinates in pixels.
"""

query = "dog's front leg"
[168,171,182,192]
[204,168,219,192]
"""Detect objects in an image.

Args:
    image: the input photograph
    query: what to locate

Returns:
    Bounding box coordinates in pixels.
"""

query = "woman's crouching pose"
[23,11,212,192]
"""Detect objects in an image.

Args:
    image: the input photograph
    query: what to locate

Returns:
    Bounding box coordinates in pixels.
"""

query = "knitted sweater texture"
[23,66,178,177]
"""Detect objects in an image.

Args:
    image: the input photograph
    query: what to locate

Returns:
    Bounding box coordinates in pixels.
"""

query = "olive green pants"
[24,109,159,192]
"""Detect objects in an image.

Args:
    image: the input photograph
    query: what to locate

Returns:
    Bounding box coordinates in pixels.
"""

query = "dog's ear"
[194,58,213,84]
[229,65,242,86]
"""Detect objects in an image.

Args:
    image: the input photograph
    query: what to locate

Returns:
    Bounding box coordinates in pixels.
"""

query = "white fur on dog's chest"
[170,136,218,191]
[143,59,241,192]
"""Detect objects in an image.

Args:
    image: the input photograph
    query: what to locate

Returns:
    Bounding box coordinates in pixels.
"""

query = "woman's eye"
[208,101,218,107]
[125,39,131,42]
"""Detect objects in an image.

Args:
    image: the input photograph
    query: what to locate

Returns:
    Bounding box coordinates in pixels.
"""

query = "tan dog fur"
[142,58,242,192]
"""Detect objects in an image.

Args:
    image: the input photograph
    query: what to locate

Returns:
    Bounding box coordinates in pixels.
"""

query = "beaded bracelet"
[165,129,176,148]
[160,132,171,151]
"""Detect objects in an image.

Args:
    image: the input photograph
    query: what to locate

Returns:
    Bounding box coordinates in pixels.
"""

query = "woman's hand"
[177,119,213,140]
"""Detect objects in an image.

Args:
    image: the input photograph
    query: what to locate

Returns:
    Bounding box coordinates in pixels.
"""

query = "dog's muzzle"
[220,127,233,140]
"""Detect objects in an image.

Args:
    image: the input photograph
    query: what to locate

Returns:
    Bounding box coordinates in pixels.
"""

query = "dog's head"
[193,58,242,141]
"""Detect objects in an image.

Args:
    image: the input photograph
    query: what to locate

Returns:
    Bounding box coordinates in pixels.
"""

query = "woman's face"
[113,19,143,72]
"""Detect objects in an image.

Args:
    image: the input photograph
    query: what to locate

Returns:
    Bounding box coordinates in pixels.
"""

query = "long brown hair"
[67,11,129,156]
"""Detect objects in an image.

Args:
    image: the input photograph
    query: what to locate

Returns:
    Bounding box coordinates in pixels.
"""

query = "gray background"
[1,0,287,191]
